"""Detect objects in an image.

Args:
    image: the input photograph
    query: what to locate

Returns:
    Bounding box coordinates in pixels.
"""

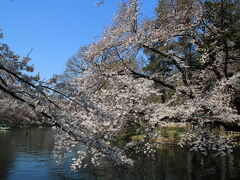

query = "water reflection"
[0,128,240,180]
[0,130,16,179]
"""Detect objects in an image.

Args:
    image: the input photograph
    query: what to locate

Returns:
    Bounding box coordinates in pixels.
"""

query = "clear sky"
[0,0,157,79]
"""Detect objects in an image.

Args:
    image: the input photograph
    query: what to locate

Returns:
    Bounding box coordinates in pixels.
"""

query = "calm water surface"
[0,128,240,180]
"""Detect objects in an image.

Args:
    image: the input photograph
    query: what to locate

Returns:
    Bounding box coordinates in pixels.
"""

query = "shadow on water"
[83,146,240,180]
[0,128,240,180]
[0,130,16,179]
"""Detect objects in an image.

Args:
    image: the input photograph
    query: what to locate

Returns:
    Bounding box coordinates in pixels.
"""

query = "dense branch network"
[0,0,240,169]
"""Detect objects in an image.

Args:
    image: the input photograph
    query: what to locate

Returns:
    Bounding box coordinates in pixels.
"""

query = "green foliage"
[156,126,187,143]
[143,0,240,82]
[131,134,146,141]
[143,0,202,76]
[202,0,240,64]
[113,122,145,144]
[164,89,175,102]
[142,43,173,75]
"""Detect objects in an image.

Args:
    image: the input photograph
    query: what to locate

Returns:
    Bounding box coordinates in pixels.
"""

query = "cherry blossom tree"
[0,0,240,170]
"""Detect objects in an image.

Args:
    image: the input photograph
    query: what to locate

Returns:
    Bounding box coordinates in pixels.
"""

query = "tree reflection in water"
[0,128,240,180]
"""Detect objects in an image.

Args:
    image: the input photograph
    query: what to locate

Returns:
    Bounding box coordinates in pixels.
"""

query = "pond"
[0,128,240,180]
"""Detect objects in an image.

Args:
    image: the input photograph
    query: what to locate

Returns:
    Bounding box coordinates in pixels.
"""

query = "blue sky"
[0,0,157,79]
